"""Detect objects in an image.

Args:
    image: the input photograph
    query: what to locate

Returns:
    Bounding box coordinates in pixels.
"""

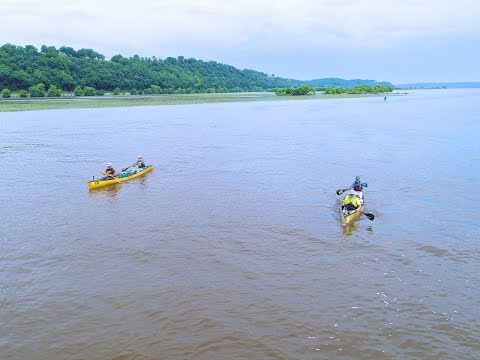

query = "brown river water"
[1,90,479,359]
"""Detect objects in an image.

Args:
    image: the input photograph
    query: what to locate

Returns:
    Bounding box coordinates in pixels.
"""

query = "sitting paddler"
[342,190,361,212]
[136,155,145,169]
[121,156,146,174]
[351,176,368,198]
[101,163,118,180]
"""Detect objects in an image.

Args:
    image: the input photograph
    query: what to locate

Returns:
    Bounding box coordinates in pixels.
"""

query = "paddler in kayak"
[342,190,361,212]
[351,176,368,198]
[101,163,118,180]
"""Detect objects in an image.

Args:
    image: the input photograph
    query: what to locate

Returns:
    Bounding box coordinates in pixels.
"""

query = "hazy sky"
[1,0,479,83]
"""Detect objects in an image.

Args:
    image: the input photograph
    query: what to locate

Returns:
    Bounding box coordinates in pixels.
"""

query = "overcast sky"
[1,0,479,83]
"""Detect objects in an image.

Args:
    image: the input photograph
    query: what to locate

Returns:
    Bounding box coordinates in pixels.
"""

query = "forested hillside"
[0,44,392,95]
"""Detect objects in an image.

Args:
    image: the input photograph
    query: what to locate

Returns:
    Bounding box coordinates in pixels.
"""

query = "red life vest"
[353,182,363,191]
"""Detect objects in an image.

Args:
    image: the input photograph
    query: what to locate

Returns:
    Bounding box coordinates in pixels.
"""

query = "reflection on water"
[136,174,149,191]
[0,90,479,359]
[342,221,358,236]
[88,184,122,198]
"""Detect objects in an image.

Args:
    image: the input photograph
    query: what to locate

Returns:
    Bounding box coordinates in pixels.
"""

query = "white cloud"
[0,0,479,80]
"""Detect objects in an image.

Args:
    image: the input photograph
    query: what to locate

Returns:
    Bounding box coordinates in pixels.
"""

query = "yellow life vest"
[343,196,359,207]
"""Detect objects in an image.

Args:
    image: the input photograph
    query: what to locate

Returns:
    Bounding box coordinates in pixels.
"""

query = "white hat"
[138,155,142,159]
[107,163,112,167]
[348,190,356,195]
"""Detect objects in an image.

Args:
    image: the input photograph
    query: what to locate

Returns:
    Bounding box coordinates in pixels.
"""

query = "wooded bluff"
[0,44,392,95]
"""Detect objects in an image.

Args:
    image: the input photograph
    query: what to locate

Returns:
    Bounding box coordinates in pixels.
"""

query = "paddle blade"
[336,189,344,195]
[364,213,375,221]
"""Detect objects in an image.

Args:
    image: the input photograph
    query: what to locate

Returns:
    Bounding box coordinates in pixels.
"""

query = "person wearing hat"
[101,163,118,179]
[136,155,145,169]
[342,190,361,212]
[351,176,368,198]
[121,156,146,173]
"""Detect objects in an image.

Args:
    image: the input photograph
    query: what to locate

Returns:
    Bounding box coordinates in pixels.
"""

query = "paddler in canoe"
[122,156,146,173]
[342,190,361,213]
[340,190,365,226]
[350,176,368,198]
[100,163,119,180]
[336,176,368,196]
[136,155,145,169]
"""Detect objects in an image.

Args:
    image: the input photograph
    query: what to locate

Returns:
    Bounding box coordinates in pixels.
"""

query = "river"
[1,90,479,359]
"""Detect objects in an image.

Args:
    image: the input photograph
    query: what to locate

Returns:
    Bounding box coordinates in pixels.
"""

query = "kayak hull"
[88,165,153,190]
[341,193,364,226]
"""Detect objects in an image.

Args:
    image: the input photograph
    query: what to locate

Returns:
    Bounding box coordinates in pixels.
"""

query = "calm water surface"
[1,90,479,359]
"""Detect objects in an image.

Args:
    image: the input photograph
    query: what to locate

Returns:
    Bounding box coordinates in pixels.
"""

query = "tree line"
[0,44,300,96]
[323,84,394,94]
[275,85,316,96]
[0,44,394,98]
[304,78,393,90]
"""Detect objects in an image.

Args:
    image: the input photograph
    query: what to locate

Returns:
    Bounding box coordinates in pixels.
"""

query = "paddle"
[363,212,374,221]
[336,188,349,195]
[122,159,145,172]
[122,162,136,172]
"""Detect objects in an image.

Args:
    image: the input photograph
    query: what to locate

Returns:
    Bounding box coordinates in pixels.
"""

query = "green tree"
[32,69,48,86]
[47,85,62,97]
[275,85,314,96]
[1,88,11,98]
[40,45,59,56]
[76,48,104,60]
[18,89,28,97]
[83,86,96,96]
[324,87,343,94]
[74,86,84,96]
[149,85,162,94]
[29,83,46,97]
[59,46,77,57]
[113,87,121,95]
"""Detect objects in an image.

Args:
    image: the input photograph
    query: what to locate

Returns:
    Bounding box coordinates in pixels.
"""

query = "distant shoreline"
[0,92,400,113]
[395,82,480,89]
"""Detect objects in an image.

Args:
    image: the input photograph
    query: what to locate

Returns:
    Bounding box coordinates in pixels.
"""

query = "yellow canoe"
[88,165,153,190]
[341,195,364,226]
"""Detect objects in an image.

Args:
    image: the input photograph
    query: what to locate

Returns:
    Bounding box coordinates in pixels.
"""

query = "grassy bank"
[0,92,394,112]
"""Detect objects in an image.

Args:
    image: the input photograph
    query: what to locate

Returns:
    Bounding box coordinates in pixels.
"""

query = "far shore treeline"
[275,85,316,96]
[323,84,393,94]
[0,44,393,98]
